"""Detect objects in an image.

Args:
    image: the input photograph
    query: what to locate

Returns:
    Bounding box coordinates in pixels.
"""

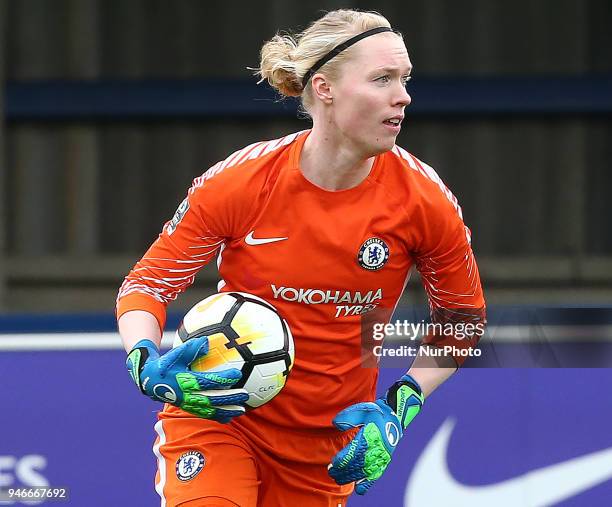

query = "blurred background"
[1,0,611,313]
[1,1,612,506]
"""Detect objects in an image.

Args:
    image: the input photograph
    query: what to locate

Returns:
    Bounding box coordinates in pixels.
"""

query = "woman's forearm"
[118,310,163,352]
[407,346,457,398]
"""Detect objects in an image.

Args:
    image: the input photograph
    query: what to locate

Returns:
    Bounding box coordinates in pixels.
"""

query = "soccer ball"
[174,292,295,408]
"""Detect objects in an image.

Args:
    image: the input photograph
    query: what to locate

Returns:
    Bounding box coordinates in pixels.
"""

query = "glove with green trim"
[328,374,424,495]
[126,337,249,422]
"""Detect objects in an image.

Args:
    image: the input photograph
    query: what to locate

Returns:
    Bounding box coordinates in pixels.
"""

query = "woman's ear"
[310,74,333,104]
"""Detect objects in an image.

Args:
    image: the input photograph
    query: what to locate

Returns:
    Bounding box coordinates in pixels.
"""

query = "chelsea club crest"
[176,451,205,481]
[358,238,390,271]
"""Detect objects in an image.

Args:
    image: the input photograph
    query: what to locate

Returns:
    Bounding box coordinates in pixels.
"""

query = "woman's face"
[325,33,412,156]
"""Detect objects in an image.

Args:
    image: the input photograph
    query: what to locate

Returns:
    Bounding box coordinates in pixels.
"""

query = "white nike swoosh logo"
[244,231,288,246]
[406,418,612,507]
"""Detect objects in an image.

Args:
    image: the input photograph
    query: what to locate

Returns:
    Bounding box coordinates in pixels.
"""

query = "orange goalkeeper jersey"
[117,129,485,431]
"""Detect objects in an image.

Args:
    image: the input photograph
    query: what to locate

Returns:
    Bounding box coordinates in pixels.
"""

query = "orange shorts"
[153,406,355,507]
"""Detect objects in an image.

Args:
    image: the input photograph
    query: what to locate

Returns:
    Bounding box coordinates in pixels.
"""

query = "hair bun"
[258,34,303,97]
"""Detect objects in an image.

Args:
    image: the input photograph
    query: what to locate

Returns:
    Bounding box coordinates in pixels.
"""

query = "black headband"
[301,26,396,89]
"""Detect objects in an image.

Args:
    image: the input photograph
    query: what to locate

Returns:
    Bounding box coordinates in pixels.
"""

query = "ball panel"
[244,360,290,407]
[191,332,244,372]
[283,319,295,362]
[228,291,277,311]
[183,293,237,332]
[232,301,287,355]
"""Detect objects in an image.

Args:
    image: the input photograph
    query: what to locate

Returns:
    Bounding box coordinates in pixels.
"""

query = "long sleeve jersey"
[117,129,486,431]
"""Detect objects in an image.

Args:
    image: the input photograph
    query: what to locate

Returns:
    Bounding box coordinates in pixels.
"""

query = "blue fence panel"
[6,76,612,120]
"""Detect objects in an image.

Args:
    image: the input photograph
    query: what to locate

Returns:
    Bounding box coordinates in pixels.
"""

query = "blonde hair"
[256,9,395,112]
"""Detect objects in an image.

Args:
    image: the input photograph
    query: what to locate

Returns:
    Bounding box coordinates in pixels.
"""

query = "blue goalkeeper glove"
[328,374,424,495]
[126,337,249,422]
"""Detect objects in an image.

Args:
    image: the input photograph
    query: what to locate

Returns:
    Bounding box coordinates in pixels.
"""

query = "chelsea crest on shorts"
[176,451,205,481]
[358,238,390,271]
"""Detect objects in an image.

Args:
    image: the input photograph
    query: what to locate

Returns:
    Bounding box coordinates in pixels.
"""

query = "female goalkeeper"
[117,8,485,507]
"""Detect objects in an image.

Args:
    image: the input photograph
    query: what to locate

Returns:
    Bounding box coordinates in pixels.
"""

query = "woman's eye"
[402,76,412,86]
[377,75,391,83]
